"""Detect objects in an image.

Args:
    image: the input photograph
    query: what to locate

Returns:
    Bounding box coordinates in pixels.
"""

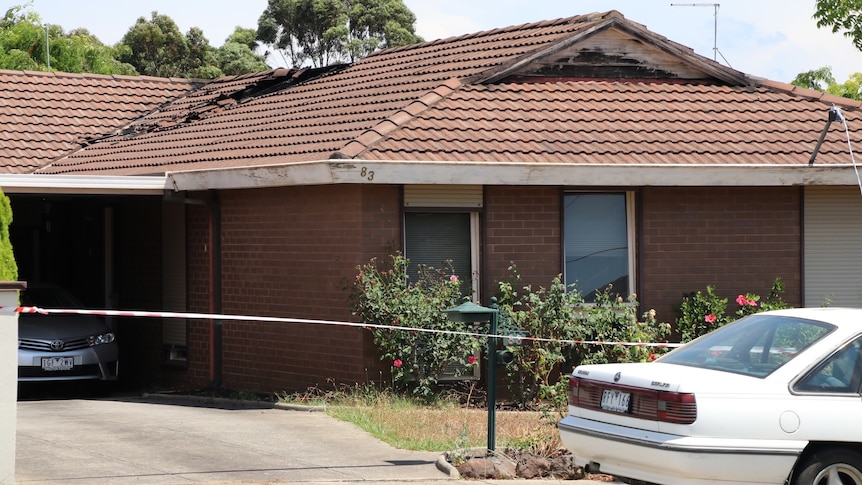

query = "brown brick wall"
[178,184,804,392]
[211,185,400,393]
[639,186,802,325]
[483,186,562,300]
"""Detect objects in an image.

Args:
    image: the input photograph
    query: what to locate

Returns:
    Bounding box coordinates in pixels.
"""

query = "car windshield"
[659,314,835,377]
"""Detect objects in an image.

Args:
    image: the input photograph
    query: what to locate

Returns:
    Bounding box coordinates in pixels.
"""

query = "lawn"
[282,385,563,453]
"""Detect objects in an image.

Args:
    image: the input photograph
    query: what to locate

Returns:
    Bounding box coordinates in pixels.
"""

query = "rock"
[549,453,585,480]
[517,454,551,479]
[452,448,589,480]
[457,457,499,479]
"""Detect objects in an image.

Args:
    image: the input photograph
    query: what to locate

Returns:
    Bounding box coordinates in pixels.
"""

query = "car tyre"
[792,448,862,485]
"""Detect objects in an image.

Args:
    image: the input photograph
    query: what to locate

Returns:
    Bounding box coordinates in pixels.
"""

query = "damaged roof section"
[79,65,348,146]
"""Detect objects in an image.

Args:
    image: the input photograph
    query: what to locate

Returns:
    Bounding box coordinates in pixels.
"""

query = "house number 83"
[360,167,374,181]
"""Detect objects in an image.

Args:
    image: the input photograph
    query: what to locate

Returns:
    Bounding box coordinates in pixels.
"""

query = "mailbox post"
[443,300,500,451]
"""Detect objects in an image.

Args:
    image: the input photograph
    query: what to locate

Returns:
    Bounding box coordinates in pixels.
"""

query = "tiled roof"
[0,70,199,174]
[31,11,862,175]
[359,81,861,165]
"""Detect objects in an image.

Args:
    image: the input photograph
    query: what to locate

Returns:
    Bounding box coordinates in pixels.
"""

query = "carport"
[2,174,193,390]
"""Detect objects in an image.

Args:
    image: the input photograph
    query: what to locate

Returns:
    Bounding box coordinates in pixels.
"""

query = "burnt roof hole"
[229,64,351,102]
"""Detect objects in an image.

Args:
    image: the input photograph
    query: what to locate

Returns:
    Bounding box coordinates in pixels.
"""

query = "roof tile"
[0,69,198,173]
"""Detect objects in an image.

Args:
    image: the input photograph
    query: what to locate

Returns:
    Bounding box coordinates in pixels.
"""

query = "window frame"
[562,190,636,300]
[403,209,481,301]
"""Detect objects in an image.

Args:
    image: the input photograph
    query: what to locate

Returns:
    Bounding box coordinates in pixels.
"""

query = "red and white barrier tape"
[6,305,682,349]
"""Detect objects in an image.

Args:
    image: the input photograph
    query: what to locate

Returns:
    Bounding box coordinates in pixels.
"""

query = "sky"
[19,0,862,83]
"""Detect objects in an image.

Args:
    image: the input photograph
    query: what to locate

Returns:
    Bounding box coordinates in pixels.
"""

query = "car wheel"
[792,448,862,485]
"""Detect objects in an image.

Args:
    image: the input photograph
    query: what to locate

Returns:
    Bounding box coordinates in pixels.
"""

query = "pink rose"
[393,359,402,368]
[705,314,717,323]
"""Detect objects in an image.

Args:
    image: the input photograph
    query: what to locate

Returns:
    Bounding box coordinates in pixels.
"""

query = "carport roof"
[27,11,862,187]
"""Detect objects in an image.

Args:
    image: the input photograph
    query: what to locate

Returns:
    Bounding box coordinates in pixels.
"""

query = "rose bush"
[676,277,788,342]
[350,253,480,399]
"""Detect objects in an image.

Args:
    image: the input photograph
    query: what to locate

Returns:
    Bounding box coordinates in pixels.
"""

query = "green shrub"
[568,287,672,367]
[350,253,479,399]
[495,269,582,410]
[352,255,672,410]
[0,188,17,281]
[675,278,789,342]
[496,268,671,412]
[675,285,729,342]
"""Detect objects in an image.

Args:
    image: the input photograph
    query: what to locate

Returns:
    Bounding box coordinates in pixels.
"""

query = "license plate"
[41,357,74,371]
[601,389,631,413]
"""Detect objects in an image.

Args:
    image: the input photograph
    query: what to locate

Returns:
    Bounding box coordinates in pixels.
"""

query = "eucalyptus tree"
[256,0,422,68]
[217,27,268,75]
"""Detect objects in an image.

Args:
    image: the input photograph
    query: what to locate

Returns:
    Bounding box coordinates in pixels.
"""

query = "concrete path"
[16,394,618,484]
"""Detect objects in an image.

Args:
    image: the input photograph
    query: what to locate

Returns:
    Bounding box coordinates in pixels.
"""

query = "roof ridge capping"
[477,9,753,87]
[757,78,862,111]
[366,10,619,58]
[330,78,464,160]
[0,68,201,86]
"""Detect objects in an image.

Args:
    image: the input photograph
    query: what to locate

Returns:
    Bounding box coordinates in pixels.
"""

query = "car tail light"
[568,376,697,424]
[568,376,580,406]
[657,391,697,424]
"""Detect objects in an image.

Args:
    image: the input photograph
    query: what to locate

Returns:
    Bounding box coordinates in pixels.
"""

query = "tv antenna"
[671,3,732,67]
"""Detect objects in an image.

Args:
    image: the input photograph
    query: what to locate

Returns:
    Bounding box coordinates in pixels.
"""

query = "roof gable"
[481,14,748,85]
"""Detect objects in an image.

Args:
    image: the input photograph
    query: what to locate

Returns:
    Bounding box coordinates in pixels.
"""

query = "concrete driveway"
[16,392,617,485]
[15,393,451,484]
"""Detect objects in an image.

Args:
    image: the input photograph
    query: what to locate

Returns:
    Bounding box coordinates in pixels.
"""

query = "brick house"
[3,11,862,392]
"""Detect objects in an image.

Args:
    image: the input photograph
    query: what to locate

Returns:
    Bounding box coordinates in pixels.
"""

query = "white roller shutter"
[404,185,483,208]
[804,186,862,307]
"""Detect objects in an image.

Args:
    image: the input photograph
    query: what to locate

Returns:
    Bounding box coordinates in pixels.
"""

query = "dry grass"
[289,386,564,453]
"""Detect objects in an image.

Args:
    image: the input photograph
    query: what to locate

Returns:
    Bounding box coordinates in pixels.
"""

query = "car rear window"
[659,314,834,377]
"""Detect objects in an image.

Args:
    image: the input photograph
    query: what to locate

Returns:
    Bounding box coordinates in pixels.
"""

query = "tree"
[791,66,837,91]
[256,0,422,68]
[791,65,862,100]
[217,27,268,75]
[0,4,135,74]
[814,0,862,51]
[117,12,196,77]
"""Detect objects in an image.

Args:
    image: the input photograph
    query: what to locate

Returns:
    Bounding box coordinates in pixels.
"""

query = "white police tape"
[10,305,682,349]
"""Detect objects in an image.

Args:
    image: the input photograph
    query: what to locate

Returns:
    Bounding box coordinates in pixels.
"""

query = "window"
[404,212,473,293]
[796,337,862,393]
[564,192,634,301]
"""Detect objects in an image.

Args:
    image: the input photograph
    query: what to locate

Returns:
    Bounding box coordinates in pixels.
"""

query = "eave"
[166,160,860,192]
[0,174,170,195]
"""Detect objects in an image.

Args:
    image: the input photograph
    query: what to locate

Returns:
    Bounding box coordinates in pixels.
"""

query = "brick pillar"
[0,281,26,484]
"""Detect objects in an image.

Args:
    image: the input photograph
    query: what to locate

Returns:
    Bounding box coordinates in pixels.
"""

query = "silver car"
[17,285,118,382]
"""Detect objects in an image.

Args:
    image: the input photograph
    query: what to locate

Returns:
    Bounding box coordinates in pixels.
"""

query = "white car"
[559,308,862,485]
